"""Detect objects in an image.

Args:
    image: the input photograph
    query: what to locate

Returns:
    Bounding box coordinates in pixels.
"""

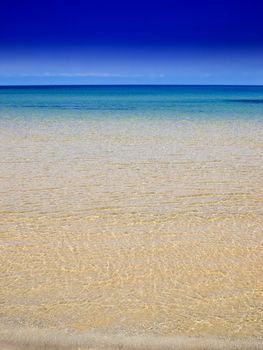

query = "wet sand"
[0,327,263,350]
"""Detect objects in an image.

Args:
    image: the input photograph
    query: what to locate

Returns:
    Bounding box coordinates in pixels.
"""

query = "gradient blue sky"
[1,0,263,85]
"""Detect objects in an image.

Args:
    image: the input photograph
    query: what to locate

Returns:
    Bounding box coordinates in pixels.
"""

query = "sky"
[0,0,263,85]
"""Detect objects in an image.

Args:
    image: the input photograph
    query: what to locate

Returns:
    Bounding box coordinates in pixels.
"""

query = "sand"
[1,118,263,347]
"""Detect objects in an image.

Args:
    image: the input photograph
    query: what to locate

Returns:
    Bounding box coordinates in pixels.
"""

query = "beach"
[0,86,263,349]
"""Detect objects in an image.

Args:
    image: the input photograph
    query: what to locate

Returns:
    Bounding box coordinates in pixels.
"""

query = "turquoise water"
[0,85,263,121]
[1,85,263,343]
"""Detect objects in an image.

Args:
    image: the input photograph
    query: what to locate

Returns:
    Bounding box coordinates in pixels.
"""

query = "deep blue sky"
[1,0,263,85]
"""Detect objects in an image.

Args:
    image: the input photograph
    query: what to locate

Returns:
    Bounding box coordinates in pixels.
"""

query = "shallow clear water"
[0,86,263,340]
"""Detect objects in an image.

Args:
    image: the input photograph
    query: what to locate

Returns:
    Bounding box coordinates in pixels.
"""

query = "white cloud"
[18,72,122,77]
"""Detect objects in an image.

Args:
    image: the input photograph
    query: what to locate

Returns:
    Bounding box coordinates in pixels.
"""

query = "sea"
[0,85,263,347]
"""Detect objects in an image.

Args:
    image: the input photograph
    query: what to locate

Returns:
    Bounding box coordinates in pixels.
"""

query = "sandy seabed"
[1,117,263,349]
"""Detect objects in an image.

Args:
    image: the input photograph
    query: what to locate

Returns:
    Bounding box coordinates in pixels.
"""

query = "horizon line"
[0,84,263,88]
